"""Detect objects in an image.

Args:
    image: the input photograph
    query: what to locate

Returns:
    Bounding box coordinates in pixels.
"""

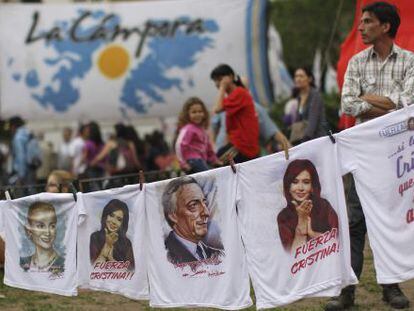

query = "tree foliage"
[269,0,356,72]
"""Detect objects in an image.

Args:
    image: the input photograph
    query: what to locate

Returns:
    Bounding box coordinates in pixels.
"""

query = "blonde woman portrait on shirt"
[20,202,64,274]
[175,97,222,173]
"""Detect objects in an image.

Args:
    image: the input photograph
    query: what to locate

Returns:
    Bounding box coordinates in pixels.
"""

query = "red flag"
[336,0,414,129]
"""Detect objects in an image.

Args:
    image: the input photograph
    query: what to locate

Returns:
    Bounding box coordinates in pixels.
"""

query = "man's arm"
[341,58,373,117]
[356,61,414,115]
[388,56,414,108]
[360,94,396,110]
[359,105,389,119]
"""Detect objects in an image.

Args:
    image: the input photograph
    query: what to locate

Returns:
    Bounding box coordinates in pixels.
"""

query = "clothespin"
[139,170,145,191]
[69,182,77,202]
[283,143,289,160]
[328,130,336,144]
[227,154,236,174]
[5,188,12,200]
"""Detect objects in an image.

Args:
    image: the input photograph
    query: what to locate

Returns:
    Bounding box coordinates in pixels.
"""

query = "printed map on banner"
[0,0,255,121]
[8,11,218,114]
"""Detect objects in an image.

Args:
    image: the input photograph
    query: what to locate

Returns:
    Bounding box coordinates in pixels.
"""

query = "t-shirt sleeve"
[223,88,251,116]
[337,132,358,175]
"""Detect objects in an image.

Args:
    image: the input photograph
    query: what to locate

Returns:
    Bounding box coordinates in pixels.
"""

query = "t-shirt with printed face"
[77,184,148,300]
[338,106,414,283]
[237,137,357,309]
[1,193,78,296]
[145,168,251,309]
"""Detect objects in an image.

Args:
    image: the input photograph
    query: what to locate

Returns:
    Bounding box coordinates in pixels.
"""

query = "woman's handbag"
[289,120,308,144]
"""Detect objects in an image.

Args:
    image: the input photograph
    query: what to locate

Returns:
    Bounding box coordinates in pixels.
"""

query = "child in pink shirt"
[175,97,221,173]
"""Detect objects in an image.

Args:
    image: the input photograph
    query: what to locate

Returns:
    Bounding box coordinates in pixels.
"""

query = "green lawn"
[0,246,412,310]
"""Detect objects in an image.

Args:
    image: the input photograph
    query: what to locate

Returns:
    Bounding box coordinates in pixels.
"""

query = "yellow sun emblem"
[98,45,130,79]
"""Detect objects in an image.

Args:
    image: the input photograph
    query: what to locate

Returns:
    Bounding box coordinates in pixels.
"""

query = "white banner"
[0,0,271,121]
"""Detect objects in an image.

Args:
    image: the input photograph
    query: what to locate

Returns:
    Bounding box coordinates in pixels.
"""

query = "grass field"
[0,245,412,311]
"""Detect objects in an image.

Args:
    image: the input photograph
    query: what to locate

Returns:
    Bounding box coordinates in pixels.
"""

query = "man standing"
[326,2,414,310]
[162,176,224,265]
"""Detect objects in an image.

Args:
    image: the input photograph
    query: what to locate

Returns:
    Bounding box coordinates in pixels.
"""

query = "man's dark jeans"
[346,175,367,283]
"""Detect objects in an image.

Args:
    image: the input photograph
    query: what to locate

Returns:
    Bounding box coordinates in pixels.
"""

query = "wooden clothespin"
[139,170,145,191]
[227,154,236,174]
[328,130,336,144]
[283,143,289,160]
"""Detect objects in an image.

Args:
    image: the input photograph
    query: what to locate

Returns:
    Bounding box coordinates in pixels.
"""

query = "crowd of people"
[0,117,173,195]
[0,61,329,194]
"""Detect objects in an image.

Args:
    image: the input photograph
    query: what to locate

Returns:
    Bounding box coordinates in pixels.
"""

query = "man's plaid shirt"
[341,44,414,120]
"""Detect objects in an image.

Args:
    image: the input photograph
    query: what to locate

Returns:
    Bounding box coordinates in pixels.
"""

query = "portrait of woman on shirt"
[90,199,135,271]
[20,202,65,274]
[277,159,338,252]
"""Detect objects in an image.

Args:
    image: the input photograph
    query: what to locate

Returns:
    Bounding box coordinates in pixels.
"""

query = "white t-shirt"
[1,193,78,296]
[77,185,148,300]
[338,106,414,284]
[237,137,357,309]
[145,168,252,309]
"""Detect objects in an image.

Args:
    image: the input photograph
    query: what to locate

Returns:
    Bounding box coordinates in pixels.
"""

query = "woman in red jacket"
[210,64,259,163]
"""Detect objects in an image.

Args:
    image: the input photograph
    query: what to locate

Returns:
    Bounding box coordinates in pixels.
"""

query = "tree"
[269,0,356,73]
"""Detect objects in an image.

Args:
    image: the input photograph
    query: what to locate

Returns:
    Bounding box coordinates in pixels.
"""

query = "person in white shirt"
[162,176,224,265]
[71,124,88,177]
[57,127,73,172]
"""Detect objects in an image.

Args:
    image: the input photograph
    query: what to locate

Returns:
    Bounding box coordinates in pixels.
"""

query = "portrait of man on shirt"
[162,176,224,265]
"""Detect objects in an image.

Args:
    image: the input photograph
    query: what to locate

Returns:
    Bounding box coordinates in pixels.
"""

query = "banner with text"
[0,0,271,121]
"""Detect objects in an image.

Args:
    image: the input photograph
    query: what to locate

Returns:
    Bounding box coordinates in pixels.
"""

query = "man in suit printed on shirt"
[162,176,224,264]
